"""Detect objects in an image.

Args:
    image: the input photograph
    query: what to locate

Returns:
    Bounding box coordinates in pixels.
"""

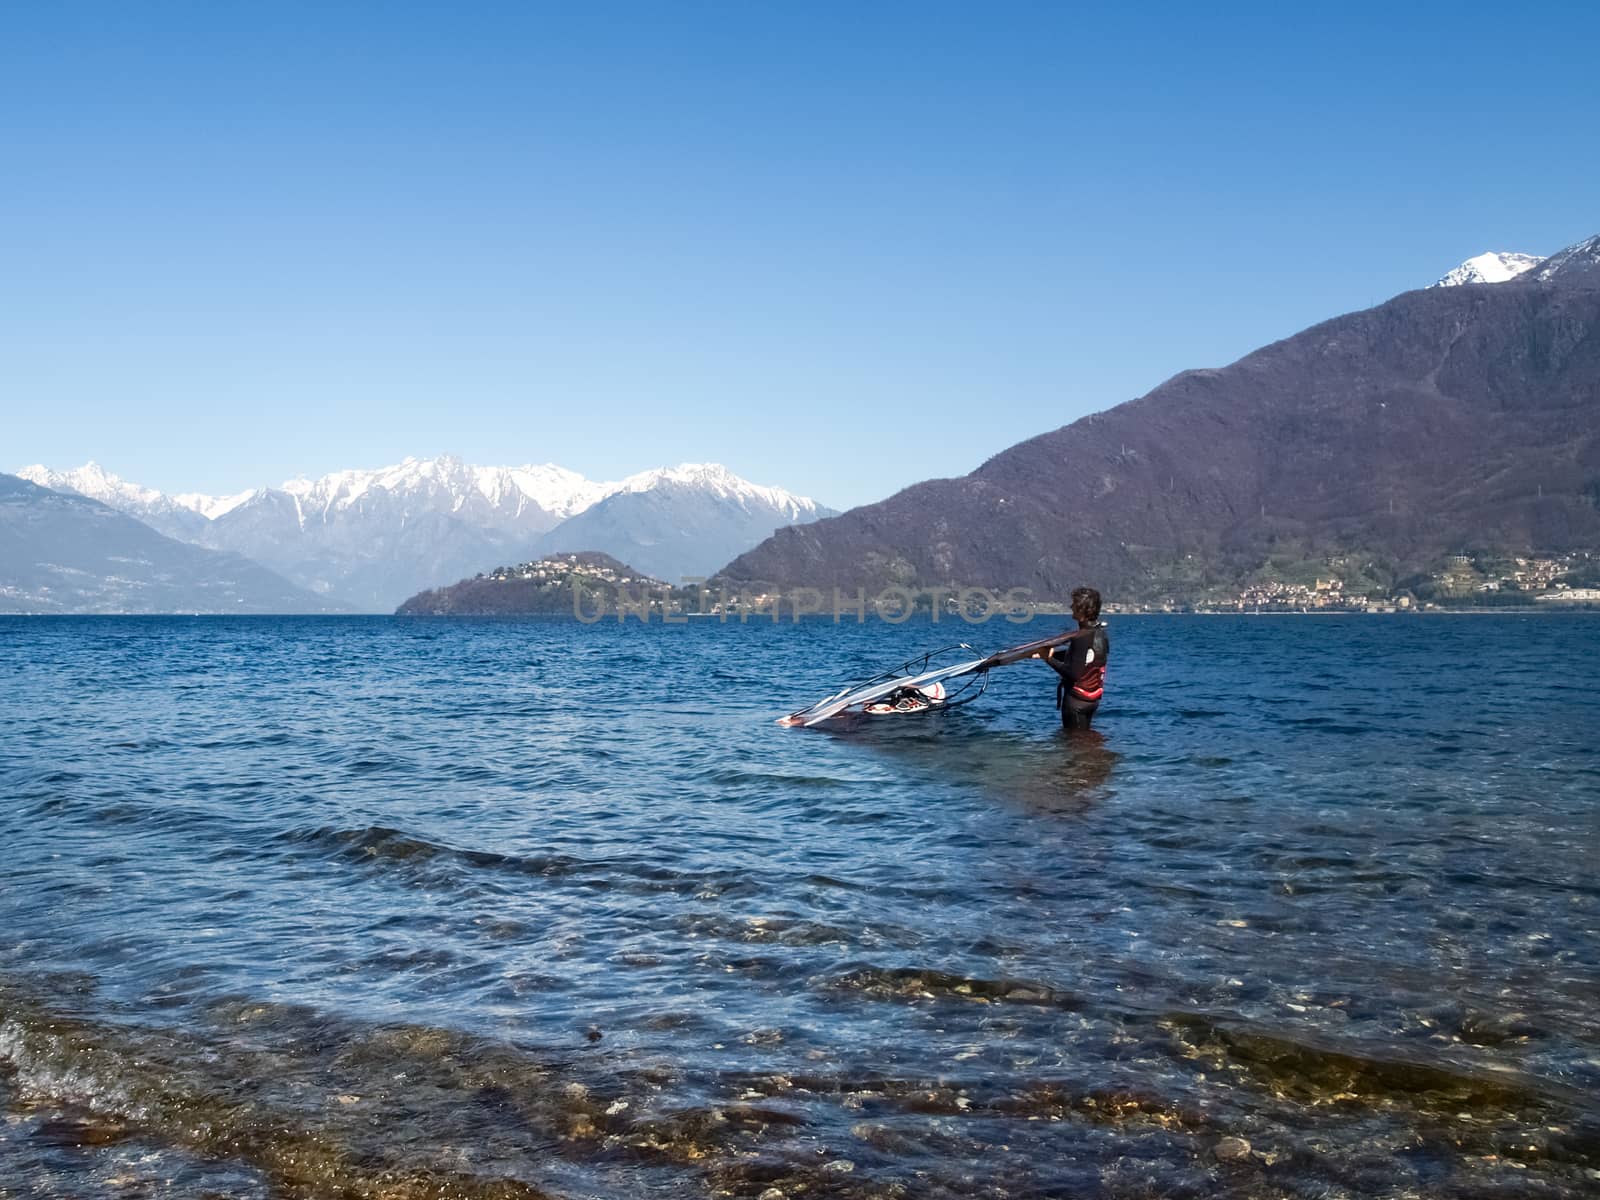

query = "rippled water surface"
[1,613,1597,1199]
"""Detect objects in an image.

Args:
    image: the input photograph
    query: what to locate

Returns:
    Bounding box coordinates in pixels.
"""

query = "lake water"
[1,613,1597,1199]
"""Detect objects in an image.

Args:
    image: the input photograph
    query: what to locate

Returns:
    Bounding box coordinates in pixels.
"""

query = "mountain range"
[723,233,1600,603]
[0,474,335,614]
[530,463,830,583]
[12,235,1597,616]
[16,458,832,611]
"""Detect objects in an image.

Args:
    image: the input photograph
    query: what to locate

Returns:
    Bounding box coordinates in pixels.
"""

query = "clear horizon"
[4,1,1597,509]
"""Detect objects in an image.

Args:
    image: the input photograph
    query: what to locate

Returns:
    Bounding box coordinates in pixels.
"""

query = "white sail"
[795,658,987,727]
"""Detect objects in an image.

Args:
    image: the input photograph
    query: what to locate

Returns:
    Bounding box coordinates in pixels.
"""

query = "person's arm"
[1036,647,1073,680]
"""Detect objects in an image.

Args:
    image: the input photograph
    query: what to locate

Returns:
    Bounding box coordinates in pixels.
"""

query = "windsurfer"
[1037,587,1108,730]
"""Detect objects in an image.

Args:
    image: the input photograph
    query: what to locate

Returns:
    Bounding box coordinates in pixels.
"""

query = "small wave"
[276,824,587,875]
[274,824,767,900]
[705,768,845,789]
[673,912,922,952]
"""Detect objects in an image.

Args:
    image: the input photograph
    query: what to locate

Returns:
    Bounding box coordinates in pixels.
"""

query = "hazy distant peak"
[19,460,162,506]
[279,454,610,521]
[1430,251,1541,287]
[0,470,336,614]
[611,462,826,518]
[15,460,246,520]
[172,487,257,520]
[18,455,831,526]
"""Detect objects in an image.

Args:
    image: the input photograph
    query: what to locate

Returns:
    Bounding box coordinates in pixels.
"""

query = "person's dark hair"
[1071,586,1101,624]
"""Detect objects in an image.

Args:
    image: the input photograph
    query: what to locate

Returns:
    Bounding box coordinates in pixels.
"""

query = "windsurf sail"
[783,656,988,727]
[778,627,1095,727]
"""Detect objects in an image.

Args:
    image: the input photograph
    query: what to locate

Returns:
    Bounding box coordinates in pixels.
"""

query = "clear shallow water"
[0,613,1597,1199]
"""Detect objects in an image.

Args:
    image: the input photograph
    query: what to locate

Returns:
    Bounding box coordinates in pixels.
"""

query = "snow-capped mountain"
[1430,251,1541,288]
[534,463,836,582]
[1528,234,1600,285]
[279,456,609,527]
[0,474,336,614]
[16,456,831,611]
[606,463,826,521]
[203,456,623,610]
[16,461,250,540]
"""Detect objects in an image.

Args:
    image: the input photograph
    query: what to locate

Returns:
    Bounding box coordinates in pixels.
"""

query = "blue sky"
[4,1,1597,508]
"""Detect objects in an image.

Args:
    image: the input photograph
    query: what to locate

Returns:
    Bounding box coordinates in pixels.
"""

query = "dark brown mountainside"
[722,272,1600,601]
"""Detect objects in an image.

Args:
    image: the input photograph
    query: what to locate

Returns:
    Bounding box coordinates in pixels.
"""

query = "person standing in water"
[1037,587,1108,729]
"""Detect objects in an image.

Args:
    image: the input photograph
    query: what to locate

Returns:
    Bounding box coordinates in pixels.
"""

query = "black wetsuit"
[1045,623,1109,729]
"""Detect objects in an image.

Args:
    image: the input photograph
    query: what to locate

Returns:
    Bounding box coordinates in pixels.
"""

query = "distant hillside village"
[395,547,1600,619]
[481,556,659,589]
[396,553,672,616]
[1112,551,1600,614]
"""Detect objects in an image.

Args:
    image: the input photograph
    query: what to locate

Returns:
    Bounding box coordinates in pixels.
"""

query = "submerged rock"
[1214,1136,1253,1162]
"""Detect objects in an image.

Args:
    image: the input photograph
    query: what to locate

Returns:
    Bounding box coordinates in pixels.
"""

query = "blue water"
[1,613,1597,1198]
